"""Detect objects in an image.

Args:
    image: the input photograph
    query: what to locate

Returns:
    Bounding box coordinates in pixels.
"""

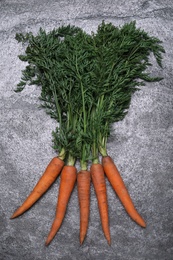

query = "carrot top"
[15,21,165,163]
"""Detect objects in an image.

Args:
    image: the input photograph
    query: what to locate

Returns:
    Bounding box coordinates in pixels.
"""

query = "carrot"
[90,163,111,245]
[102,156,146,228]
[77,170,91,244]
[45,165,77,245]
[11,157,64,219]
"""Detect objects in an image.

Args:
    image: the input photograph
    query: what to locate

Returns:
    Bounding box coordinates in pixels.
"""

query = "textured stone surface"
[0,1,173,259]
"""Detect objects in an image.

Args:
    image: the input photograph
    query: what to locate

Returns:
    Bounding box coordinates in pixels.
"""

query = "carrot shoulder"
[91,163,111,245]
[45,165,77,246]
[77,170,91,244]
[102,156,146,228]
[11,157,64,219]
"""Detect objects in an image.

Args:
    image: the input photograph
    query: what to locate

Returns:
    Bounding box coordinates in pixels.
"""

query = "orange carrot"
[77,170,91,244]
[102,156,146,228]
[91,163,111,245]
[11,157,64,219]
[45,165,77,246]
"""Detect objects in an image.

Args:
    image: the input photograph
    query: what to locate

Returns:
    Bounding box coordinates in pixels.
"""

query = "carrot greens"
[12,21,165,245]
[91,21,165,159]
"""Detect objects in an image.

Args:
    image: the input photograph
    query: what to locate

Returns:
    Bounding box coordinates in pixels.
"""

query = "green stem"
[99,144,107,157]
[75,55,87,133]
[67,110,70,131]
[52,86,62,129]
[98,122,108,157]
[66,153,76,166]
[92,141,99,164]
[80,160,87,171]
[75,54,89,164]
[58,148,66,160]
[92,157,99,164]
[81,82,87,134]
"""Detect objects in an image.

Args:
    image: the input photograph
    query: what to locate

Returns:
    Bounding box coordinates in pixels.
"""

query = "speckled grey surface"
[0,1,173,260]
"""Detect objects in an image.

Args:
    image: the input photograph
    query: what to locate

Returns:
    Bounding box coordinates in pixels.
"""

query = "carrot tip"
[136,218,146,228]
[45,238,51,246]
[10,213,17,219]
[142,222,147,228]
[45,233,55,246]
[79,233,86,245]
[106,237,111,246]
[10,207,23,219]
[80,238,84,245]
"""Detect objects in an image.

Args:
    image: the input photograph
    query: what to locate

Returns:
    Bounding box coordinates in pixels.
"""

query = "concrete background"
[0,0,173,259]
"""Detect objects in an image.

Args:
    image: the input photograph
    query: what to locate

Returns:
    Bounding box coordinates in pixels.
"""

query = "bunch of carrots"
[11,21,165,245]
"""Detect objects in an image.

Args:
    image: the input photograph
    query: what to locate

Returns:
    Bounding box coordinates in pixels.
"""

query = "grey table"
[0,1,173,259]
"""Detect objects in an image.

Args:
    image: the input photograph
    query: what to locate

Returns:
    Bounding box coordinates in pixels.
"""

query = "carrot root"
[10,157,64,219]
[77,170,91,245]
[91,163,111,245]
[102,156,146,228]
[45,165,77,246]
